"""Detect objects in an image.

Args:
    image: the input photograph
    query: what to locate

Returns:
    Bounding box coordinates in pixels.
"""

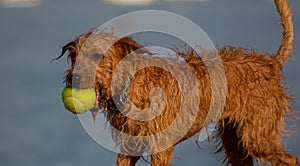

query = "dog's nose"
[72,74,81,88]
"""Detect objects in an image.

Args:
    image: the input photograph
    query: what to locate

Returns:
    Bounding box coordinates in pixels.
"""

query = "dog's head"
[56,29,151,115]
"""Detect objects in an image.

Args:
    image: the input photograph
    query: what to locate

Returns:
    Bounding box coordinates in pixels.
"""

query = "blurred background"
[0,0,299,165]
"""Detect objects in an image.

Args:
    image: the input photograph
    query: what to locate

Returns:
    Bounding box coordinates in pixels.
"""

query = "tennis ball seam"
[63,97,86,111]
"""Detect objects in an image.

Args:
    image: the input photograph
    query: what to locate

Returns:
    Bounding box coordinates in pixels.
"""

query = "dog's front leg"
[115,154,140,166]
[151,147,173,166]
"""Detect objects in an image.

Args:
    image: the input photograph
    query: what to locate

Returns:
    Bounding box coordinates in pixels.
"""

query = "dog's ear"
[53,41,77,61]
[116,37,152,55]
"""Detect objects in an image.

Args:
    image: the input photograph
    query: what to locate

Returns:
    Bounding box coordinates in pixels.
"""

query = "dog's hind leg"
[151,147,173,166]
[237,117,299,166]
[218,119,253,166]
[241,132,299,165]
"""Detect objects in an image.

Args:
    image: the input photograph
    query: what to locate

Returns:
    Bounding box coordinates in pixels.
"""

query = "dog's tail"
[273,0,294,68]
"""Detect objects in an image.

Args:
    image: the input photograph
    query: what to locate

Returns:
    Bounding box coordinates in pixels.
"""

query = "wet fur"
[57,0,298,165]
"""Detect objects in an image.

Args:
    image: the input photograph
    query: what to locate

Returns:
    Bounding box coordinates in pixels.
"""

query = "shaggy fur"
[56,0,298,165]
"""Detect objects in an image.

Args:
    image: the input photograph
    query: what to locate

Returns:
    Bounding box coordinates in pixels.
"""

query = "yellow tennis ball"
[62,87,96,114]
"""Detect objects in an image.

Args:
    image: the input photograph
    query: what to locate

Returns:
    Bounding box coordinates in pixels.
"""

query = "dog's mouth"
[89,89,101,119]
[93,90,100,109]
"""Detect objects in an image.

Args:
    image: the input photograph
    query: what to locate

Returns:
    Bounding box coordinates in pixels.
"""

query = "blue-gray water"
[0,0,299,165]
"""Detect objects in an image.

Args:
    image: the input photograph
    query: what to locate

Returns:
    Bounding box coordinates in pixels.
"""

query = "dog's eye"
[92,53,104,61]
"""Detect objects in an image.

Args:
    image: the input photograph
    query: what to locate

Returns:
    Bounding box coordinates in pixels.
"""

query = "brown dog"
[56,0,298,165]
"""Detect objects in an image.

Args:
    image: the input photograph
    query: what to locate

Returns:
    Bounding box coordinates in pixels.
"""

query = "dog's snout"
[72,74,81,88]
